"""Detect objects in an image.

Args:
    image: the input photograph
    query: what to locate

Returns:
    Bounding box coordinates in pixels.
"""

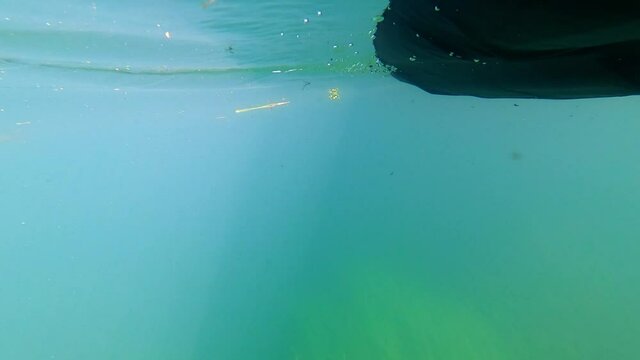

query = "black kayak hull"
[373,0,640,99]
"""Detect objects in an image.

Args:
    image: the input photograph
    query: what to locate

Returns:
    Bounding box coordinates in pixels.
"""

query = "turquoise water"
[2,1,640,359]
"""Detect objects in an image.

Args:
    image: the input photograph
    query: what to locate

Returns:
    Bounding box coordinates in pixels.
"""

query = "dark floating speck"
[510,151,523,161]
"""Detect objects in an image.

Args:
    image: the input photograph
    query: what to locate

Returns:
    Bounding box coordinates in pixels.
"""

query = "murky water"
[1,1,639,359]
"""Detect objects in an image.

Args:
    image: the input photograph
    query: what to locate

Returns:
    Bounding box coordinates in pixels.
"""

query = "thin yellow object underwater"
[235,101,290,114]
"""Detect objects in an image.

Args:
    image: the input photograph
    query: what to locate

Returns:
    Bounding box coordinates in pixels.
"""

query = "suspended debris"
[235,101,290,114]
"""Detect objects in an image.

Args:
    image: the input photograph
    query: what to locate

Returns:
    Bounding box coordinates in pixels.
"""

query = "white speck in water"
[317,11,322,16]
[409,55,417,61]
[202,0,216,8]
[473,59,480,63]
[348,42,353,47]
[280,32,284,36]
[303,18,309,24]
[164,31,171,39]
[434,6,440,11]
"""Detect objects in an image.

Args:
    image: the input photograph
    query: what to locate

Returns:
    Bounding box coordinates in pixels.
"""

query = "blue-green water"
[1,1,640,359]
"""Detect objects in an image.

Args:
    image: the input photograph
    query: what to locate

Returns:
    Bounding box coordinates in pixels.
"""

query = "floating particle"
[434,6,440,11]
[317,11,322,16]
[328,88,340,100]
[235,101,290,113]
[510,151,523,161]
[303,18,309,24]
[164,31,172,39]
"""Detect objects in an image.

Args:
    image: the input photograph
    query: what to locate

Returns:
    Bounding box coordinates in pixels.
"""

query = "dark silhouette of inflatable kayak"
[373,0,640,98]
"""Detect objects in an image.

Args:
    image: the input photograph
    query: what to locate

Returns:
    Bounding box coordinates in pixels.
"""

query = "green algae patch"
[291,267,510,359]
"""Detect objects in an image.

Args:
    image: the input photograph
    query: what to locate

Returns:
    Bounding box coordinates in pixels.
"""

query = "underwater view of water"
[1,1,639,359]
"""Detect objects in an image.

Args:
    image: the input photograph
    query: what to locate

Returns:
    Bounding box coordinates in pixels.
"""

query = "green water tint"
[292,266,509,359]
[2,1,640,359]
